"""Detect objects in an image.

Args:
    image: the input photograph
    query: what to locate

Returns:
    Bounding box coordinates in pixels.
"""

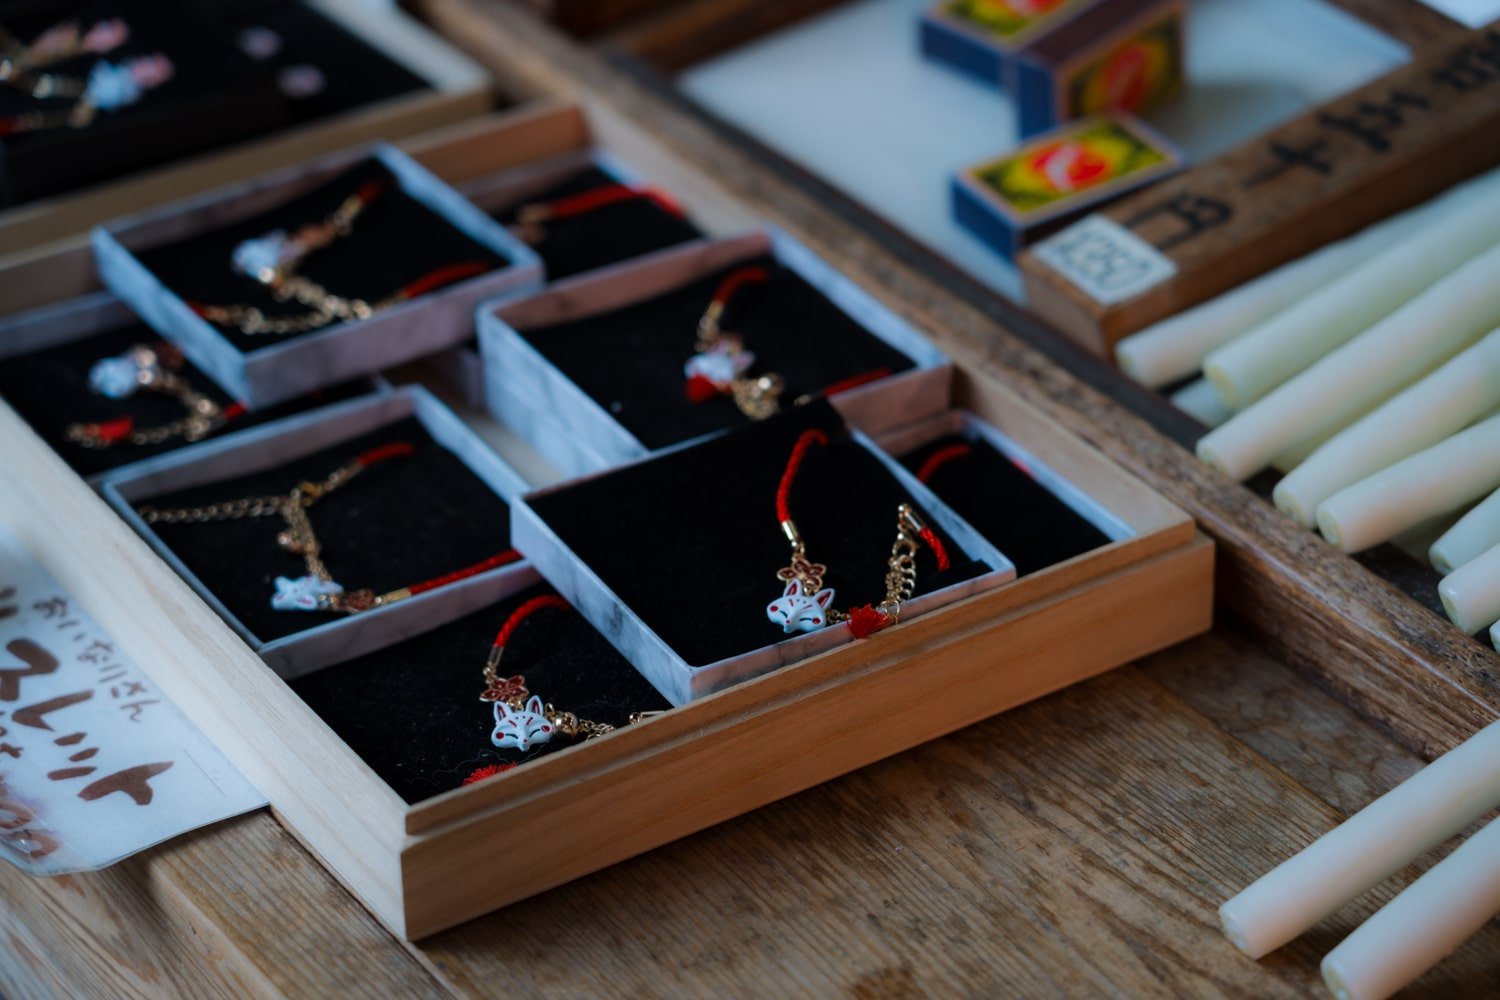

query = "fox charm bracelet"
[767,429,952,640]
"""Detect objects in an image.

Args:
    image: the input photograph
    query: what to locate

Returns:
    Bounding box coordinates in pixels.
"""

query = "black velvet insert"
[519,254,918,450]
[0,318,368,477]
[0,0,286,206]
[900,431,1112,576]
[140,415,512,642]
[526,400,988,667]
[492,164,701,281]
[135,157,510,354]
[291,583,671,804]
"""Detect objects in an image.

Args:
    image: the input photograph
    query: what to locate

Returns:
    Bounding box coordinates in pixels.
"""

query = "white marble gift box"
[876,408,1137,547]
[430,146,711,407]
[478,228,954,477]
[92,144,543,410]
[512,423,1017,706]
[97,386,538,679]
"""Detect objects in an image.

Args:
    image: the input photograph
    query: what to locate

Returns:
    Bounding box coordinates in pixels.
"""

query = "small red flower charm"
[480,674,529,703]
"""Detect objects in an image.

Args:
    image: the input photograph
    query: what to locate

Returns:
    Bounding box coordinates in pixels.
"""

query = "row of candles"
[1116,164,1500,644]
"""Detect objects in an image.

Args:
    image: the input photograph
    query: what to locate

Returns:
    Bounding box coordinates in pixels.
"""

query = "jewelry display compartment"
[97,385,537,677]
[0,322,1211,935]
[92,143,542,408]
[516,399,1017,705]
[479,227,952,476]
[0,290,374,482]
[0,0,495,257]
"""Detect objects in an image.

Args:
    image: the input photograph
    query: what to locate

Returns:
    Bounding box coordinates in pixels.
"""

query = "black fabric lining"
[525,400,988,667]
[516,253,918,450]
[291,582,671,804]
[898,430,1112,576]
[0,317,369,476]
[134,157,509,353]
[137,415,513,642]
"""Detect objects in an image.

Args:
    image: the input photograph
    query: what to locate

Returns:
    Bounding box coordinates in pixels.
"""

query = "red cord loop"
[491,594,572,651]
[712,265,772,311]
[354,441,416,468]
[409,550,522,598]
[776,429,829,524]
[398,260,491,300]
[918,527,951,572]
[916,443,972,484]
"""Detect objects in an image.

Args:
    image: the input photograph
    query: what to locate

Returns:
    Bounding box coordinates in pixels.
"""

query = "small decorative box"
[92,144,542,409]
[479,228,952,477]
[98,386,538,678]
[512,401,1017,705]
[920,0,1186,138]
[953,114,1181,260]
[1012,0,1186,138]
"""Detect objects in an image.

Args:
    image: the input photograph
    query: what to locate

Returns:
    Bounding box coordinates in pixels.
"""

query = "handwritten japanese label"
[0,521,263,875]
[1032,215,1179,304]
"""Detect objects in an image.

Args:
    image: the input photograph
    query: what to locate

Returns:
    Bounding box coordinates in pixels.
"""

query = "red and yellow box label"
[1062,8,1183,119]
[939,0,1090,47]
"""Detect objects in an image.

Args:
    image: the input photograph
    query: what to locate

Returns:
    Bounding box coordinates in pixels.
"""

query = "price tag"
[0,521,264,875]
[1032,214,1179,305]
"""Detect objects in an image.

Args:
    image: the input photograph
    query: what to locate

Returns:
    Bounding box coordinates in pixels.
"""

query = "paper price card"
[0,519,264,875]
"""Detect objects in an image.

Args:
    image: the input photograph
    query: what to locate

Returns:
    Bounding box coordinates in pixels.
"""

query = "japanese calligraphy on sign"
[0,520,263,876]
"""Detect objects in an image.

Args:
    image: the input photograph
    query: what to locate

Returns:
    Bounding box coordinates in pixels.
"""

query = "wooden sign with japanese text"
[1020,28,1500,356]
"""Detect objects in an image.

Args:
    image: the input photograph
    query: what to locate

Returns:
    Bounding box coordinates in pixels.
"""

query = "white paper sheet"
[0,520,265,876]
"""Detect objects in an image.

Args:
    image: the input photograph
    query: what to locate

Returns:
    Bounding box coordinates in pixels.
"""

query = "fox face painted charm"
[271,574,343,611]
[491,695,555,751]
[767,579,835,634]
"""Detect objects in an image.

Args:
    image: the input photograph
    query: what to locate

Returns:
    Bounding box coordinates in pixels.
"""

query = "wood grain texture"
[417,0,1500,763]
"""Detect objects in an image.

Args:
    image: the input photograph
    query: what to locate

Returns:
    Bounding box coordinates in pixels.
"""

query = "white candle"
[1202,170,1500,410]
[1437,540,1500,634]
[1219,719,1500,960]
[1320,815,1500,1000]
[1197,242,1500,483]
[1431,488,1500,574]
[1114,203,1434,388]
[1315,414,1500,553]
[1272,328,1500,527]
[1170,378,1233,428]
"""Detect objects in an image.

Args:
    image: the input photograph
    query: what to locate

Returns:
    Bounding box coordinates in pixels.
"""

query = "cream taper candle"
[1272,328,1500,527]
[1170,378,1233,428]
[1315,414,1500,553]
[1437,540,1500,634]
[1219,720,1500,960]
[1114,202,1436,388]
[1432,488,1500,574]
[1320,815,1500,1000]
[1198,242,1500,483]
[1202,170,1500,409]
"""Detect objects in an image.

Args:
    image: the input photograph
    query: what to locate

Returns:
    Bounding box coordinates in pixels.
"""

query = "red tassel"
[462,762,518,785]
[685,374,721,403]
[846,604,893,640]
[94,417,135,444]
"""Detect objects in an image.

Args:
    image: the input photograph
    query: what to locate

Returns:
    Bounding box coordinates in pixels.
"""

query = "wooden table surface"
[4,623,1497,998]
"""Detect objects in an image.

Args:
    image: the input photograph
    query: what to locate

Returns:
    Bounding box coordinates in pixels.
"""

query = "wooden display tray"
[0,99,1211,937]
[415,0,1500,762]
[0,0,495,263]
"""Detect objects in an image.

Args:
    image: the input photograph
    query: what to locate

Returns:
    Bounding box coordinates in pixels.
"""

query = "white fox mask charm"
[491,695,555,751]
[766,579,835,634]
[271,574,343,611]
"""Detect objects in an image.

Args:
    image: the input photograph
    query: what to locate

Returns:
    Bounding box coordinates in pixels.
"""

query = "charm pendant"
[684,341,755,401]
[87,348,156,399]
[271,574,343,611]
[491,695,555,751]
[232,230,295,284]
[766,579,835,634]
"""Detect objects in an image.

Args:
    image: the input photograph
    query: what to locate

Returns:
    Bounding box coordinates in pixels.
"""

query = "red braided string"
[535,183,682,221]
[408,550,523,597]
[919,527,951,572]
[915,443,972,484]
[353,180,385,208]
[222,402,247,422]
[354,441,415,468]
[491,594,571,650]
[821,367,892,398]
[776,429,828,524]
[713,265,772,311]
[398,260,491,300]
